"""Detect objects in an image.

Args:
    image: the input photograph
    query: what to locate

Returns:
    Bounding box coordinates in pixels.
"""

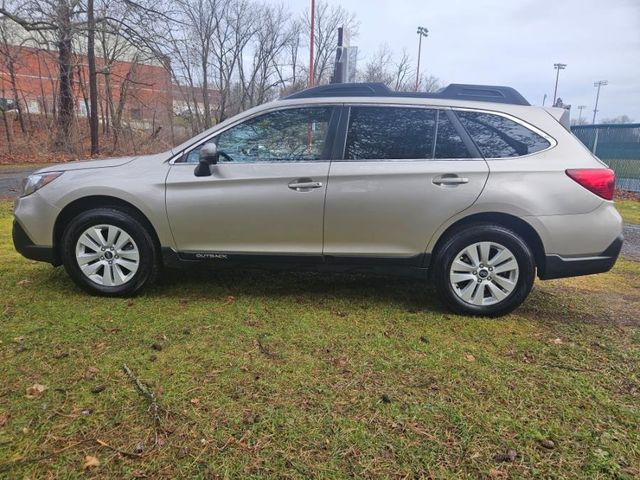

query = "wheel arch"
[429,212,546,274]
[53,195,162,264]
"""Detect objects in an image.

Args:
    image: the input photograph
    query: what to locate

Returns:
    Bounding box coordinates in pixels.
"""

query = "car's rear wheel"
[61,208,159,296]
[433,224,535,316]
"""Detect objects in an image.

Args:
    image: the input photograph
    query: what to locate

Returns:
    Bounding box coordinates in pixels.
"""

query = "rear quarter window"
[455,111,551,158]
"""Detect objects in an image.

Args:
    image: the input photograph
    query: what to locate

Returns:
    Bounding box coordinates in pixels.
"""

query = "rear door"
[322,105,489,263]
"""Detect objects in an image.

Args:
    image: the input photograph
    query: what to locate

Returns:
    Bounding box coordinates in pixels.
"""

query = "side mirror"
[194,142,218,177]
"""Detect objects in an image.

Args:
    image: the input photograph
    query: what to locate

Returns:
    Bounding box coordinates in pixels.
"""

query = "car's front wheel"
[432,224,535,316]
[61,208,159,296]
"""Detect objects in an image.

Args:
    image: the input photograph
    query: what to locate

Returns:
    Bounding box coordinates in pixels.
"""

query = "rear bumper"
[539,234,623,280]
[13,220,59,265]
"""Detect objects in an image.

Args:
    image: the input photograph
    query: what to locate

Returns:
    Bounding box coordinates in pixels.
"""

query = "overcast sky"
[280,0,640,121]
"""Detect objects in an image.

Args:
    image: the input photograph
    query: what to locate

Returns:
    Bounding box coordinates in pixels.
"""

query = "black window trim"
[452,107,557,159]
[334,103,482,162]
[172,103,342,165]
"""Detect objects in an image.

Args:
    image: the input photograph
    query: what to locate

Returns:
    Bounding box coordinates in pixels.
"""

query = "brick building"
[0,43,174,126]
[0,16,220,134]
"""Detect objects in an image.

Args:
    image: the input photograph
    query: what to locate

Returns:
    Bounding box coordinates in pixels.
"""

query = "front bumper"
[13,220,59,265]
[539,234,623,280]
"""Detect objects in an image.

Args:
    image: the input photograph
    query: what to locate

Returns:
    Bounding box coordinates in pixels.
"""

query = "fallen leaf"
[550,338,564,345]
[541,439,555,449]
[91,385,106,394]
[25,384,47,399]
[85,367,99,380]
[464,354,476,362]
[176,447,189,459]
[84,455,100,469]
[224,295,236,305]
[243,412,258,424]
[190,398,200,405]
[494,449,517,462]
[332,356,348,368]
[0,414,9,427]
[17,279,31,286]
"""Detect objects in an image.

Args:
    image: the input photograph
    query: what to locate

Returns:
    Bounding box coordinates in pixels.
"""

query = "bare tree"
[238,3,297,109]
[419,73,442,93]
[360,44,393,84]
[0,19,27,133]
[0,0,84,149]
[359,45,420,92]
[302,1,358,85]
[391,49,413,91]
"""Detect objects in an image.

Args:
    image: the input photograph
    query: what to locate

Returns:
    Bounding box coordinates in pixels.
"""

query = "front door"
[166,106,337,257]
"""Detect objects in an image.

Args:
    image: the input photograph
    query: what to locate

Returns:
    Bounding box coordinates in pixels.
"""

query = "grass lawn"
[1,200,639,479]
[617,199,640,224]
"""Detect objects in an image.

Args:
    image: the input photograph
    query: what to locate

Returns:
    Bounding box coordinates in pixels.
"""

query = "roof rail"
[284,82,530,106]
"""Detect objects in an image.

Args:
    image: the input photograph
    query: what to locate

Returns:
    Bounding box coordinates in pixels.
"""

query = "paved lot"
[0,167,33,198]
[622,223,640,260]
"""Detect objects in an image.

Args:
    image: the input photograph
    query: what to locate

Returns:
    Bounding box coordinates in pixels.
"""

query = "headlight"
[21,172,64,197]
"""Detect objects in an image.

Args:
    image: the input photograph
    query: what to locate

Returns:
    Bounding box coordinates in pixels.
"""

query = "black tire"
[432,223,535,317]
[61,207,159,296]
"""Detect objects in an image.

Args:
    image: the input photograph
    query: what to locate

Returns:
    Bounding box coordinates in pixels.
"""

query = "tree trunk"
[87,0,99,155]
[55,14,75,150]
[1,108,13,154]
[7,57,26,133]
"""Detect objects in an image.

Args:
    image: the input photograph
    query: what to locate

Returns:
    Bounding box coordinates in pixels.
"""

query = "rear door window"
[455,111,550,158]
[345,106,436,160]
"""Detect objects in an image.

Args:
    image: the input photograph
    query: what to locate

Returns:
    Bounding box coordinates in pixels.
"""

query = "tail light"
[565,168,615,200]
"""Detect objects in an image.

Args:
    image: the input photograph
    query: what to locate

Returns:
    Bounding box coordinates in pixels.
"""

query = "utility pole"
[87,0,99,155]
[552,63,566,105]
[415,26,428,91]
[577,105,586,124]
[592,80,608,124]
[542,93,547,106]
[308,0,315,87]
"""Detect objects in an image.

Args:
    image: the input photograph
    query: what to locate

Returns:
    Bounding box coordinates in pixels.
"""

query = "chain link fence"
[572,123,640,192]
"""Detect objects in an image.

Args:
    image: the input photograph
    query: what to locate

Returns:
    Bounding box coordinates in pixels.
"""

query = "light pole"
[592,80,608,124]
[415,26,429,91]
[309,0,315,87]
[577,105,586,124]
[552,63,566,105]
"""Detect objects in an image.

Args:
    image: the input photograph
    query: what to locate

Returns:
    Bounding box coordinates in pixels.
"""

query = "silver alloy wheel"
[449,241,519,306]
[75,224,140,286]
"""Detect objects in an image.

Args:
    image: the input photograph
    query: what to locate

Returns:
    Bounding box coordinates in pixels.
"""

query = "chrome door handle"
[433,176,469,186]
[288,179,323,191]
